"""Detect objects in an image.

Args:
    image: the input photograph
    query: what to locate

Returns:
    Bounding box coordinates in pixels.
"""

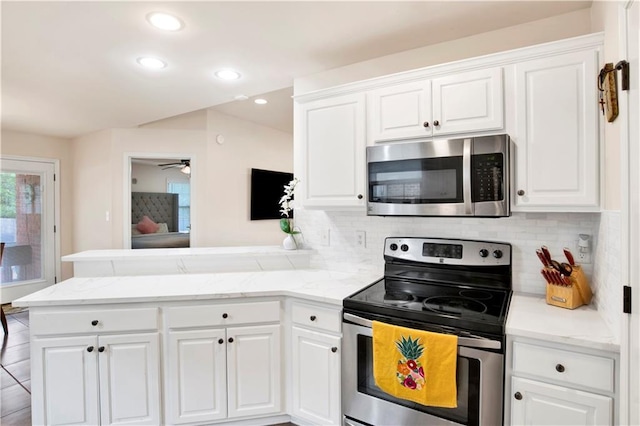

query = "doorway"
[125,155,192,249]
[0,157,57,303]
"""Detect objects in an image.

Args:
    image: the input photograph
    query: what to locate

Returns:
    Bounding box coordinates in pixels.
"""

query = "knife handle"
[536,249,550,267]
[563,247,576,266]
[541,246,552,264]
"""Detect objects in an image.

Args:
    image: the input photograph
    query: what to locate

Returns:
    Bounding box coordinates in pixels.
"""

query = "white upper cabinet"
[432,67,504,136]
[368,80,432,142]
[512,49,600,211]
[367,67,503,143]
[295,93,366,209]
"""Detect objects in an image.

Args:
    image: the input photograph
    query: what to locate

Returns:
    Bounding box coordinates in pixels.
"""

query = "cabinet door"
[166,329,228,424]
[31,336,100,426]
[97,333,161,425]
[511,377,612,426]
[226,324,281,418]
[296,93,366,209]
[432,67,504,135]
[368,80,432,142]
[291,327,341,426]
[512,49,599,210]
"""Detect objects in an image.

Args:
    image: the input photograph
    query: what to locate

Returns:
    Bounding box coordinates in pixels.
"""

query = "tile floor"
[0,307,31,425]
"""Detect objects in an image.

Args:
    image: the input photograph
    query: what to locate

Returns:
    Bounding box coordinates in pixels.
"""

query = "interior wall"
[295,8,593,95]
[131,163,189,193]
[204,109,293,246]
[1,129,74,280]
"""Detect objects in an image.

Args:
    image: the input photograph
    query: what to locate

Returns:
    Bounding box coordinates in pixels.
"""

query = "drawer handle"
[87,346,94,352]
[228,337,234,343]
[331,347,338,353]
[98,346,105,353]
[310,315,317,322]
[91,320,99,326]
[218,339,224,345]
[514,392,523,400]
[555,364,565,373]
[222,313,228,319]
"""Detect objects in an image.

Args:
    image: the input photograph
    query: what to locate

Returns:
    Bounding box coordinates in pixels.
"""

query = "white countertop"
[13,268,380,308]
[507,293,619,352]
[62,246,314,262]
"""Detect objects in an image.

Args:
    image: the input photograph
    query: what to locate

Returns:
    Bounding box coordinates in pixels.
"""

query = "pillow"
[131,225,142,236]
[136,215,159,234]
[156,223,169,234]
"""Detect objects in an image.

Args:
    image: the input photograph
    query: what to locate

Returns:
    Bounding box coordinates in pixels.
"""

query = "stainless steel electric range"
[342,237,512,426]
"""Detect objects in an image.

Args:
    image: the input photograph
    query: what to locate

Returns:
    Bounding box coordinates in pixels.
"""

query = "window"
[167,181,190,232]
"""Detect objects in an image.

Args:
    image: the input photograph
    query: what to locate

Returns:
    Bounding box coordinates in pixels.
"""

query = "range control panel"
[384,237,511,266]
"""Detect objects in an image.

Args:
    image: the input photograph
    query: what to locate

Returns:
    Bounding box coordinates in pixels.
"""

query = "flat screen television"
[250,168,294,220]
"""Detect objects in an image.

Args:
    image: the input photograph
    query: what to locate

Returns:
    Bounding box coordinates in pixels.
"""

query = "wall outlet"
[575,248,592,264]
[356,230,366,248]
[320,229,330,246]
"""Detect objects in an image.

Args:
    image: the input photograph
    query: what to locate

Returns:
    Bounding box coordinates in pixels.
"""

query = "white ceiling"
[1,1,591,139]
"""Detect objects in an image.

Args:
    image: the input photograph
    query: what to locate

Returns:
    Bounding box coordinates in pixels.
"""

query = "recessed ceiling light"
[254,98,268,105]
[215,69,241,80]
[146,12,184,31]
[137,57,167,69]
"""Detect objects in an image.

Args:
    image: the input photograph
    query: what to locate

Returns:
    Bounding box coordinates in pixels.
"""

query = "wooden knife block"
[545,265,593,310]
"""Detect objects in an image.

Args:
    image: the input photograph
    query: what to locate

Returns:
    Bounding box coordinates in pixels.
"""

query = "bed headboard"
[131,192,179,232]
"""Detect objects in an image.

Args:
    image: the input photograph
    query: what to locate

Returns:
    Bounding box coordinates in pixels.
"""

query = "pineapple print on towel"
[396,335,425,390]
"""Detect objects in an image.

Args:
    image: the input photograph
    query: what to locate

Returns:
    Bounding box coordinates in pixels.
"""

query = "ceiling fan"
[158,159,190,174]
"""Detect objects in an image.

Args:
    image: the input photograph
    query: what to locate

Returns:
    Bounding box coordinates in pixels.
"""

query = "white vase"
[283,234,297,250]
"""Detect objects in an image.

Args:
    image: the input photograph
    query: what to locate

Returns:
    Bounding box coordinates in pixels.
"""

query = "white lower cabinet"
[511,377,612,426]
[32,332,161,425]
[290,300,342,426]
[506,337,617,426]
[165,301,282,425]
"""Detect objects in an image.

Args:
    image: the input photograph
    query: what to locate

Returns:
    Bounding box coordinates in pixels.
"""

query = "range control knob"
[479,249,489,258]
[389,243,398,251]
[493,250,503,259]
[400,244,409,252]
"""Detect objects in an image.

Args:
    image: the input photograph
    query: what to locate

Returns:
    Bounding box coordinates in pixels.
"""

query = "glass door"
[0,158,56,303]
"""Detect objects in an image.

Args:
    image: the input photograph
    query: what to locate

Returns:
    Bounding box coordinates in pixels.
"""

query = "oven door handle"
[343,313,502,350]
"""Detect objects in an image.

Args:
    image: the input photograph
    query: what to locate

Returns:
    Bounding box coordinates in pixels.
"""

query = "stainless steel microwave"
[366,134,510,217]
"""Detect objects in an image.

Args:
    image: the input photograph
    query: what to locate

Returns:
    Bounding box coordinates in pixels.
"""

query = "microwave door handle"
[463,138,473,215]
[343,313,502,350]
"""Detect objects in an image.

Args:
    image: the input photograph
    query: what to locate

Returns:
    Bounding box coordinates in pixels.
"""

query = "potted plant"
[279,178,301,249]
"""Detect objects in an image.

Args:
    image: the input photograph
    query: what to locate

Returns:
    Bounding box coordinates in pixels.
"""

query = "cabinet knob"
[222,313,228,319]
[514,392,523,400]
[555,364,565,373]
[517,190,525,196]
[423,121,430,128]
[228,337,234,343]
[98,346,105,353]
[331,347,338,353]
[433,120,440,126]
[91,320,99,326]
[218,339,224,344]
[87,346,94,352]
[310,315,317,321]
[357,194,363,200]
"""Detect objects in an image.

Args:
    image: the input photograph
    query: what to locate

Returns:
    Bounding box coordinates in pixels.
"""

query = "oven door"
[342,314,504,426]
[366,138,472,216]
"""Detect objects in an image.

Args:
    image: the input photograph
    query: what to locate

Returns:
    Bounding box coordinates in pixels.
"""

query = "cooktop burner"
[383,291,418,306]
[422,295,488,315]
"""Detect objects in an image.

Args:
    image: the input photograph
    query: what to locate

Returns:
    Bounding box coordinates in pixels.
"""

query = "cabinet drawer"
[512,342,615,392]
[291,301,341,333]
[31,307,159,335]
[167,301,280,328]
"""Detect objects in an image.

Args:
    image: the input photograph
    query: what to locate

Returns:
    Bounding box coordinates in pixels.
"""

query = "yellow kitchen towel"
[372,320,458,408]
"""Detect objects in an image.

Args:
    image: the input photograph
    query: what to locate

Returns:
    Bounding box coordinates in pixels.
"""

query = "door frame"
[123,152,196,249]
[619,1,639,424]
[0,155,61,301]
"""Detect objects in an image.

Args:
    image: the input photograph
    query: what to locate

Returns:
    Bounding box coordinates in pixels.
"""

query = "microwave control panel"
[472,153,504,202]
